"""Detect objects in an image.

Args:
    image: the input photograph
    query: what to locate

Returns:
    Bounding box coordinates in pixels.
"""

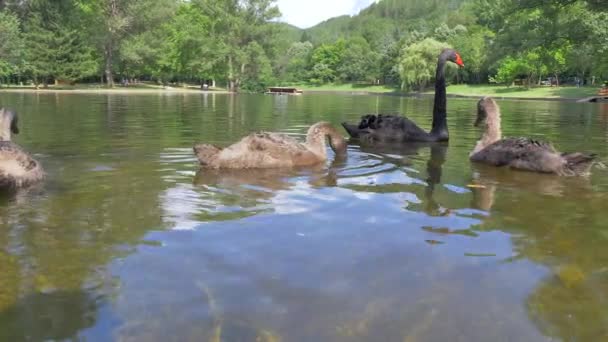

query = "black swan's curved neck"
[430,54,448,139]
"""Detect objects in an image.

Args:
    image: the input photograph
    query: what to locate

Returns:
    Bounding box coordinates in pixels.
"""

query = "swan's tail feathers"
[341,122,361,138]
[563,152,597,176]
[193,144,221,166]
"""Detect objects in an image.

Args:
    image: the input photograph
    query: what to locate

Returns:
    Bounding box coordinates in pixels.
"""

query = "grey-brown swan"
[470,97,596,176]
[194,122,347,168]
[0,108,45,188]
[341,48,464,143]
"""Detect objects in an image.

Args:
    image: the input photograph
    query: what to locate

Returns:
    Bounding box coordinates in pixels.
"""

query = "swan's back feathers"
[0,141,44,188]
[470,137,556,166]
[344,114,433,143]
[246,132,305,152]
[194,130,330,169]
[470,137,595,175]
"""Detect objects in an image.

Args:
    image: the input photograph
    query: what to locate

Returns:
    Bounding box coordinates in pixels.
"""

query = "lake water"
[0,92,607,341]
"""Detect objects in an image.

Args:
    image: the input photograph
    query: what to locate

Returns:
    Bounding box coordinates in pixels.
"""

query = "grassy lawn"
[0,82,228,92]
[299,83,602,99]
[3,82,602,99]
[442,84,601,99]
[297,83,398,93]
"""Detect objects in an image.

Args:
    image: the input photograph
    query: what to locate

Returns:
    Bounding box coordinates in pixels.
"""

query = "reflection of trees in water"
[0,157,167,337]
[344,141,450,216]
[468,166,608,339]
[527,269,608,341]
[0,291,98,341]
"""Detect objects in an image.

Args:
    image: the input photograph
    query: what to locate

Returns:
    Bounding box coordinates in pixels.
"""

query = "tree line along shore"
[0,0,606,96]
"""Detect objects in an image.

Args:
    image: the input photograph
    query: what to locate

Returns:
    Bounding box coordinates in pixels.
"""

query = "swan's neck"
[430,56,448,138]
[305,123,346,158]
[306,133,328,158]
[472,108,502,155]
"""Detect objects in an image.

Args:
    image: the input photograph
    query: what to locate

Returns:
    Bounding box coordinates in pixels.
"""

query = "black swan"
[0,108,45,188]
[470,97,596,176]
[194,122,347,168]
[342,48,464,143]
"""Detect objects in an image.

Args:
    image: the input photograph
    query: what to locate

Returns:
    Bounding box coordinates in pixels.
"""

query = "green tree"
[492,56,534,86]
[448,25,493,83]
[309,63,335,85]
[309,41,345,84]
[397,38,452,91]
[94,0,132,87]
[279,41,313,83]
[201,0,281,91]
[22,5,97,87]
[240,41,273,91]
[338,37,380,83]
[162,3,216,84]
[544,45,569,86]
[0,10,22,84]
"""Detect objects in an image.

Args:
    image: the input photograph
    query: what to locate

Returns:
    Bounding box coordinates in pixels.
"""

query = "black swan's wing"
[470,137,557,167]
[342,114,431,143]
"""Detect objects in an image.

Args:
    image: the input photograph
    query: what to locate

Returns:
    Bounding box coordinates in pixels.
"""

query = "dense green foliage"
[304,0,608,88]
[0,0,606,90]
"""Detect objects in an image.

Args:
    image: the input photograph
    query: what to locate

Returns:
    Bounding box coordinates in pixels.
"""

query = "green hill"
[303,0,471,47]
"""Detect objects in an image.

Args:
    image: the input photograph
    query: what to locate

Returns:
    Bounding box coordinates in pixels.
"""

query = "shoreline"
[299,83,603,102]
[0,87,232,95]
[1,87,602,102]
[303,89,603,102]
[303,89,585,102]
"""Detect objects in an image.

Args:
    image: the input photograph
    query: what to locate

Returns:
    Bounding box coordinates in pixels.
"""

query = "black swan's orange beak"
[455,54,464,68]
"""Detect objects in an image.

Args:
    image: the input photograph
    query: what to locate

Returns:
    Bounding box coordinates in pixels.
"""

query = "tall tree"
[309,41,345,84]
[398,38,453,91]
[98,0,131,87]
[338,37,380,83]
[0,10,22,83]
[196,0,280,91]
[21,1,98,86]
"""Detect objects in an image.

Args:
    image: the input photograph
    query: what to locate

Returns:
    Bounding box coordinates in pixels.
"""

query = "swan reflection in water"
[193,154,346,192]
[468,164,594,211]
[466,162,608,342]
[191,140,452,220]
[353,142,449,215]
[187,154,347,220]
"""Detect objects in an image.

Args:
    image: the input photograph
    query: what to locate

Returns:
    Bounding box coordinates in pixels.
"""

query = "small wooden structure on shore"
[578,87,608,103]
[266,87,303,95]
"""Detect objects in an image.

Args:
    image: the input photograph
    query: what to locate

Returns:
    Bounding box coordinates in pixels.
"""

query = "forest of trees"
[0,0,606,91]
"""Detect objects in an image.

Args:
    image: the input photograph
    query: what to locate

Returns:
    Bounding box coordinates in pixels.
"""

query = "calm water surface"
[1,92,608,341]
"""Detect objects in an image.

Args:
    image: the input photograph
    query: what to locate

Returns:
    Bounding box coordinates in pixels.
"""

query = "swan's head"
[475,97,498,127]
[442,48,464,68]
[307,122,348,155]
[329,133,348,155]
[0,108,19,141]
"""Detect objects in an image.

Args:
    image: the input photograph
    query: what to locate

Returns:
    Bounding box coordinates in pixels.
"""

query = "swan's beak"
[455,54,464,68]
